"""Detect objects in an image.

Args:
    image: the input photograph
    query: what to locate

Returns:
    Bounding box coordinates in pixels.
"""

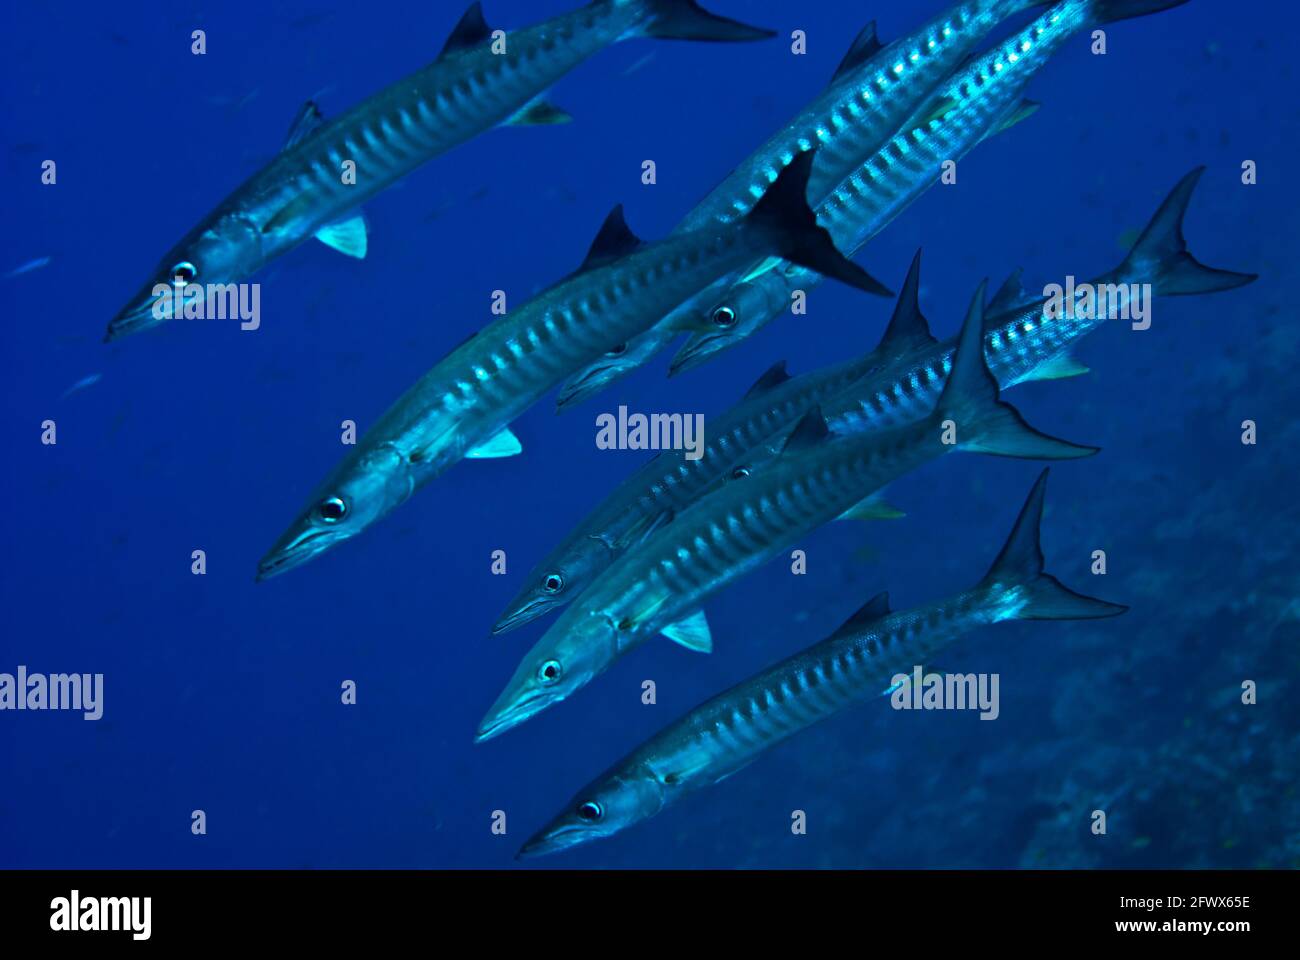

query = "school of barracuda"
[111,0,1257,856]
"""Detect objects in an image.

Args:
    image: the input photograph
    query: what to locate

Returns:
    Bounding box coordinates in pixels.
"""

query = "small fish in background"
[423,186,491,223]
[3,256,51,281]
[60,373,103,400]
[204,87,261,117]
[621,51,657,77]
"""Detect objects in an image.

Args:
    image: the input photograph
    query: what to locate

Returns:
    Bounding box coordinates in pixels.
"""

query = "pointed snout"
[667,336,724,377]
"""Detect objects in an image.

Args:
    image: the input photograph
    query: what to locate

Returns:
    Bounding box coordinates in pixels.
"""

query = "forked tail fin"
[980,469,1128,620]
[745,150,893,297]
[935,282,1098,460]
[1107,167,1258,296]
[637,0,776,42]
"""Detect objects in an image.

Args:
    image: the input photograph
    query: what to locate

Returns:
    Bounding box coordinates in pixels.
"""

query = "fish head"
[106,214,263,341]
[517,767,665,859]
[256,442,413,581]
[555,332,666,411]
[475,610,617,742]
[492,537,613,635]
[668,276,790,377]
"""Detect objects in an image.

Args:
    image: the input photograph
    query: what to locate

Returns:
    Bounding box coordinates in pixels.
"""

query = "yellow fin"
[837,491,905,521]
[1026,353,1090,382]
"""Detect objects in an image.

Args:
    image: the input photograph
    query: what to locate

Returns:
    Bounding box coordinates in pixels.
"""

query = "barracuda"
[669,0,1192,375]
[496,167,1255,634]
[104,0,775,341]
[256,151,888,581]
[554,0,1048,409]
[492,290,912,632]
[518,469,1126,857]
[476,279,1099,741]
[822,168,1256,436]
[495,252,943,635]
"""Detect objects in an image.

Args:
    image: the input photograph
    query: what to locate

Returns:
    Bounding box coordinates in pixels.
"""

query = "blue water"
[2,0,1295,869]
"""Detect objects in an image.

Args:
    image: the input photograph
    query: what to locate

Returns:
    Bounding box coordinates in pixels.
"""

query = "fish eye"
[576,801,603,822]
[712,306,737,328]
[606,343,627,357]
[731,466,751,480]
[316,496,347,523]
[171,261,197,282]
[542,573,564,594]
[537,660,563,684]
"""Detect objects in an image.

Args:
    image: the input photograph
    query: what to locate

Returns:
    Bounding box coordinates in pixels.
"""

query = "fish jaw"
[490,593,561,635]
[518,768,666,858]
[516,812,609,859]
[255,518,354,582]
[476,611,616,741]
[474,668,560,743]
[671,276,790,373]
[554,335,664,411]
[667,329,732,376]
[107,214,264,342]
[105,288,170,342]
[492,537,615,634]
[256,443,414,581]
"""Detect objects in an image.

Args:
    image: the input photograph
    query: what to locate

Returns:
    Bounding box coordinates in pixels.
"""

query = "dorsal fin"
[832,21,884,83]
[877,249,936,353]
[986,267,1027,316]
[440,2,491,57]
[743,360,791,399]
[781,405,830,454]
[579,205,643,272]
[284,101,325,151]
[831,591,891,637]
[982,470,1047,585]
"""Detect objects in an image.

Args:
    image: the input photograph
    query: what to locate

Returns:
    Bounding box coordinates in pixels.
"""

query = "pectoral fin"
[1024,352,1090,382]
[467,427,522,459]
[661,610,712,653]
[504,97,572,126]
[316,213,369,258]
[837,491,905,521]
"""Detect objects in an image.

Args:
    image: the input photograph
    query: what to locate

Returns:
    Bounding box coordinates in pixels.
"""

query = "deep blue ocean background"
[2,0,1296,868]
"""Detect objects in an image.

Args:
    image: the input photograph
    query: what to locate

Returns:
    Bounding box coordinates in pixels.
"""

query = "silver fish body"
[519,469,1126,857]
[476,281,1098,740]
[256,218,776,581]
[257,150,888,580]
[672,0,1192,373]
[493,349,887,633]
[555,0,1042,406]
[826,168,1257,435]
[106,0,774,340]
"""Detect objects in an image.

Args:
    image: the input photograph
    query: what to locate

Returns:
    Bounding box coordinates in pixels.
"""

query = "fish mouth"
[474,689,548,743]
[104,301,163,343]
[555,367,621,412]
[491,595,556,635]
[667,334,728,377]
[515,824,588,860]
[255,528,334,582]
